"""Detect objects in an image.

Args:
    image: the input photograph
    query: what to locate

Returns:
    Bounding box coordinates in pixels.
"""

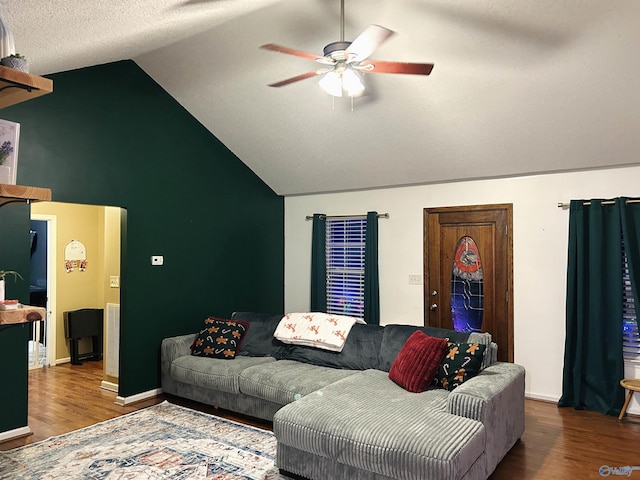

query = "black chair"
[64,308,103,365]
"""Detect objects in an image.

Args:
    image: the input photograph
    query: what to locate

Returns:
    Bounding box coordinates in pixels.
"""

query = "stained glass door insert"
[450,236,484,332]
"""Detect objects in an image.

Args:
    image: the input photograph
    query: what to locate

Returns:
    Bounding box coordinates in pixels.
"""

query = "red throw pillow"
[389,330,449,392]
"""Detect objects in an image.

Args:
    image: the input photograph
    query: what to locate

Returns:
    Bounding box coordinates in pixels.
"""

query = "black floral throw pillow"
[191,317,249,359]
[435,342,487,391]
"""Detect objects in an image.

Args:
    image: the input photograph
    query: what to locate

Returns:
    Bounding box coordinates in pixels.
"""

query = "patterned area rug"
[0,401,293,479]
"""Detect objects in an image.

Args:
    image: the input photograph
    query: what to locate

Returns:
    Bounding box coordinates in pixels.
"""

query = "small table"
[64,308,103,365]
[618,379,640,421]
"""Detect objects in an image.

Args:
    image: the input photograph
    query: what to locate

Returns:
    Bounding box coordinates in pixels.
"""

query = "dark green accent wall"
[0,204,31,433]
[0,60,284,433]
[0,323,29,428]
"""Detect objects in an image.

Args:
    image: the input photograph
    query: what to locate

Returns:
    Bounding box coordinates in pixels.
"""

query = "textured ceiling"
[4,0,640,196]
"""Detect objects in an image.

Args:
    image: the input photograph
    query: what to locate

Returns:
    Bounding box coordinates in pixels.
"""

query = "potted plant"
[0,270,23,302]
[0,53,28,72]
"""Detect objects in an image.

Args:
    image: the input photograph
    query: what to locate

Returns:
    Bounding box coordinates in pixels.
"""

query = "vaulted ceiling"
[5,0,640,195]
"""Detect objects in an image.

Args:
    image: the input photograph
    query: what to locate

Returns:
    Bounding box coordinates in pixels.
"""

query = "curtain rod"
[557,199,640,209]
[305,213,390,220]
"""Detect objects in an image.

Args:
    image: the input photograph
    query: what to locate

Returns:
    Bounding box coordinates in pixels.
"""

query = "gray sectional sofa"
[160,312,525,480]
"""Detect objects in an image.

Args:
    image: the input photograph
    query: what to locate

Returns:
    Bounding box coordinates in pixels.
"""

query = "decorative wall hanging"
[0,119,19,185]
[64,240,87,273]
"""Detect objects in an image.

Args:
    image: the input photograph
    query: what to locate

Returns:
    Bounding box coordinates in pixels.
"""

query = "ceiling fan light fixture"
[319,68,364,98]
[342,68,365,96]
[319,70,344,97]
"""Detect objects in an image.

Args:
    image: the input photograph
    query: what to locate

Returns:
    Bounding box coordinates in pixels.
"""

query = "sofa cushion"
[435,342,487,391]
[379,324,470,372]
[170,355,276,394]
[239,360,359,405]
[190,317,249,359]
[467,331,494,369]
[279,323,383,370]
[274,369,485,480]
[231,312,288,358]
[388,331,448,392]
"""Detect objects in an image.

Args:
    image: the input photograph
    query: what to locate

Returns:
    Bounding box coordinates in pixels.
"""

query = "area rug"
[0,401,293,479]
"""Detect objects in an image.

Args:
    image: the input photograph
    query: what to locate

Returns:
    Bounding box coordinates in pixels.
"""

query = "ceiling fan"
[261,0,434,98]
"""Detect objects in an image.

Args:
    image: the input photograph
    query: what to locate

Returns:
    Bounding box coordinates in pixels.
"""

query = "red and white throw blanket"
[274,312,366,352]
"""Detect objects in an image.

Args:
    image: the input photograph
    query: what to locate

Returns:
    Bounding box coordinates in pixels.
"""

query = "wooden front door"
[423,204,513,362]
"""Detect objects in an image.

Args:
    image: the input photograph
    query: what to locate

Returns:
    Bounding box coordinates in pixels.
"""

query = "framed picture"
[0,119,20,185]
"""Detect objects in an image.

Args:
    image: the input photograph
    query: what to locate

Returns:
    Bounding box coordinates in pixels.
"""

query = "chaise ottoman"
[274,369,488,480]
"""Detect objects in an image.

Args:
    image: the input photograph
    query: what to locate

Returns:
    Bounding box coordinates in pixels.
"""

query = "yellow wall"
[31,202,121,368]
[102,206,121,383]
[103,207,121,306]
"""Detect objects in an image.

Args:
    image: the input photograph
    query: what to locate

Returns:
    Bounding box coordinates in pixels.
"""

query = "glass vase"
[0,5,15,60]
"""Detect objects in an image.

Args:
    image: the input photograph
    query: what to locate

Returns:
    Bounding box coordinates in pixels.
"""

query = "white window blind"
[325,216,366,318]
[622,240,639,360]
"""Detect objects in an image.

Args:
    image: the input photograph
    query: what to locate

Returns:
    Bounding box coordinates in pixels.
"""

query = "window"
[325,216,366,318]
[622,240,639,360]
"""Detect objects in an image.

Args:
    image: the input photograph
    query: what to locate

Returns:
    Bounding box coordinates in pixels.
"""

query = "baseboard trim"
[525,392,560,403]
[0,426,32,443]
[100,380,118,393]
[115,388,163,406]
[56,357,71,365]
[525,391,640,416]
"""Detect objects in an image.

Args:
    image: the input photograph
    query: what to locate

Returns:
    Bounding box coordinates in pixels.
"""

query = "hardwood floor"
[3,361,640,480]
[492,398,640,480]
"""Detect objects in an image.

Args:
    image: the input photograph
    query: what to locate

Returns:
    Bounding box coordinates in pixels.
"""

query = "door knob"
[430,303,438,311]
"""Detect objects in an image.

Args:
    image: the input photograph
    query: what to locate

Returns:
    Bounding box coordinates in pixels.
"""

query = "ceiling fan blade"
[261,44,322,62]
[268,70,324,88]
[346,25,394,61]
[361,60,434,76]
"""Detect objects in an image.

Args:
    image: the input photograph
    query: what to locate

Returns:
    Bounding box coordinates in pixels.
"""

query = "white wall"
[285,165,640,412]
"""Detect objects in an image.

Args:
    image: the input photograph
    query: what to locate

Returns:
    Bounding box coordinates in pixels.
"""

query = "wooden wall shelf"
[0,66,53,109]
[0,183,51,207]
[0,305,45,325]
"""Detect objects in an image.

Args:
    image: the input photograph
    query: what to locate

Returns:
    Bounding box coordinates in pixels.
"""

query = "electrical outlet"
[151,255,164,266]
[408,274,423,285]
[109,276,120,288]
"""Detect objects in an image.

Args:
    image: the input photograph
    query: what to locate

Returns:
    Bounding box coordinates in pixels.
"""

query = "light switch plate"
[109,276,120,288]
[408,274,423,285]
